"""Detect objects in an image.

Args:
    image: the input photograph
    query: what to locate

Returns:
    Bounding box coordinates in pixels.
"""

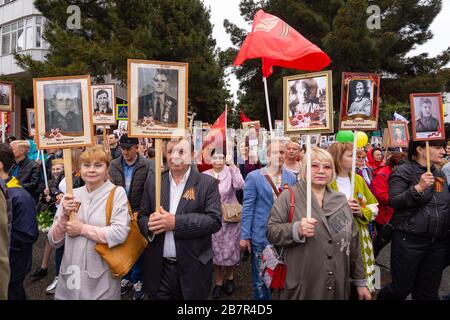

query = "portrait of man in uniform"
[93,89,113,114]
[138,69,178,125]
[44,84,83,135]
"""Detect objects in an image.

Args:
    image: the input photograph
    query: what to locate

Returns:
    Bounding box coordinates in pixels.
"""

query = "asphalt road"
[25,231,449,300]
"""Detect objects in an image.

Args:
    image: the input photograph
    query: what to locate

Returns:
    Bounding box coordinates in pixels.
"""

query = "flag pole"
[262,77,273,132]
[350,130,358,197]
[306,134,312,219]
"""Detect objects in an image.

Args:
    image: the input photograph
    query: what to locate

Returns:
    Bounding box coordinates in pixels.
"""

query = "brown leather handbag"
[221,203,242,223]
[95,187,148,278]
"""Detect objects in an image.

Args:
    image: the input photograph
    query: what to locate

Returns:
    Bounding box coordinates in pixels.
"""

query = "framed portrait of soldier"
[388,121,409,147]
[0,81,14,112]
[339,73,380,131]
[92,84,116,125]
[411,93,445,141]
[283,70,333,134]
[33,75,94,149]
[26,108,36,137]
[128,59,188,138]
[371,136,382,148]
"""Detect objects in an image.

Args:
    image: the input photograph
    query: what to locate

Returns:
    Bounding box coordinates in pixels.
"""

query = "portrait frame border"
[33,74,94,150]
[0,80,15,112]
[339,72,381,131]
[410,92,444,142]
[283,70,334,135]
[127,59,189,139]
[387,120,410,148]
[92,83,117,125]
[26,108,35,137]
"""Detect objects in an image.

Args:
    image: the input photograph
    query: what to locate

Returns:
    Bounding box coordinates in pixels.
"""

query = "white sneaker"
[46,277,58,294]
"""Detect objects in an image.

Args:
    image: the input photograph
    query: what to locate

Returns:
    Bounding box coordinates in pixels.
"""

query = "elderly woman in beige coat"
[48,146,130,300]
[267,147,371,300]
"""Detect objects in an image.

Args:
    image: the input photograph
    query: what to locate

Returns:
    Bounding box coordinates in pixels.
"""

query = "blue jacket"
[6,177,38,282]
[241,168,297,247]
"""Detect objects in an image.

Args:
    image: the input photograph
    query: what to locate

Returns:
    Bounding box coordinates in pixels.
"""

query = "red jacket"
[366,148,384,171]
[371,165,393,225]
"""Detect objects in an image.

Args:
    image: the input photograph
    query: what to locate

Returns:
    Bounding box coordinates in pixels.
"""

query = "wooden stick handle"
[350,131,358,197]
[426,141,431,173]
[155,139,162,213]
[63,148,75,221]
[306,134,311,220]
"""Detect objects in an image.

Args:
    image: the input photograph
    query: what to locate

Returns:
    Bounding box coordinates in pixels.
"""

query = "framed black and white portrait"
[92,84,116,125]
[340,73,380,131]
[0,81,14,112]
[411,93,444,141]
[128,59,188,138]
[284,70,333,134]
[33,75,93,149]
[26,108,36,137]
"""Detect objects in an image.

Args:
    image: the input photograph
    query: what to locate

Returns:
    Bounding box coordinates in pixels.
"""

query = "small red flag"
[202,107,227,150]
[234,10,331,77]
[240,111,252,123]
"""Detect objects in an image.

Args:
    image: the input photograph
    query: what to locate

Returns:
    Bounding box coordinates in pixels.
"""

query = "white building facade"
[0,0,49,138]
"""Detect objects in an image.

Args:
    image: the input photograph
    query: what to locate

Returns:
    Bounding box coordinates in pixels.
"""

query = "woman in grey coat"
[48,146,130,300]
[267,147,371,300]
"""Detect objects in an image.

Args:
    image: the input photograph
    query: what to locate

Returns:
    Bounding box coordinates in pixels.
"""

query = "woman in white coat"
[48,146,130,300]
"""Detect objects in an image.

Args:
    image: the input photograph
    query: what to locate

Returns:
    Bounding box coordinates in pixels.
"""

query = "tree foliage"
[225,0,450,131]
[7,0,230,122]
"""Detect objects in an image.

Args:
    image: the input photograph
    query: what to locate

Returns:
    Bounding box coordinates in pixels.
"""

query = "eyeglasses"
[311,163,333,171]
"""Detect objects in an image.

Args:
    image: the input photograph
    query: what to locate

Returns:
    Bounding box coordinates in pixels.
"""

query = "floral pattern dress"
[204,166,245,266]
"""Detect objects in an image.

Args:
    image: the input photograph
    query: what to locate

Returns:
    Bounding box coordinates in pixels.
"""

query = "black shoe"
[212,285,223,300]
[30,267,48,281]
[225,279,234,295]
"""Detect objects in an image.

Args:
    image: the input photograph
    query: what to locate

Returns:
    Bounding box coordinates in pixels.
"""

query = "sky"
[202,0,450,102]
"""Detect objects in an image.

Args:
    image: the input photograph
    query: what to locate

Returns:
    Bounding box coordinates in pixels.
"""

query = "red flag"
[234,10,331,77]
[202,107,227,150]
[240,111,252,123]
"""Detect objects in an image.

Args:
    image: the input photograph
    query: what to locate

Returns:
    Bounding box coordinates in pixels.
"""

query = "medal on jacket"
[435,177,445,192]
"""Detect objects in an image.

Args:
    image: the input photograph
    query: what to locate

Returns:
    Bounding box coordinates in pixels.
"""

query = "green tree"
[225,0,450,130]
[6,0,230,122]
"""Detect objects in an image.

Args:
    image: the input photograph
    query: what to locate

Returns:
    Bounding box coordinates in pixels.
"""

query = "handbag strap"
[105,187,117,226]
[288,187,295,223]
[264,175,280,197]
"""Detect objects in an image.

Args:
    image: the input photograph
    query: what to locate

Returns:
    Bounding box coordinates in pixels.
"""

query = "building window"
[0,16,45,55]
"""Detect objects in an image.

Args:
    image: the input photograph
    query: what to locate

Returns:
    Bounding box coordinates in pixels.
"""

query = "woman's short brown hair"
[79,145,110,167]
[327,142,353,175]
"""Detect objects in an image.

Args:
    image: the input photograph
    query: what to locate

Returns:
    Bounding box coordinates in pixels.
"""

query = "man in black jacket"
[138,138,222,300]
[378,140,449,300]
[108,133,122,160]
[8,140,40,199]
[108,134,153,300]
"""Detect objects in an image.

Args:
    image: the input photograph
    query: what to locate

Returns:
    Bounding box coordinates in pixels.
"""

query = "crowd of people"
[0,130,449,301]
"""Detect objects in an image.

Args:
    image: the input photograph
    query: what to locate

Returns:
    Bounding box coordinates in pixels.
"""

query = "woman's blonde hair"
[327,142,353,175]
[79,145,110,167]
[298,147,336,183]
